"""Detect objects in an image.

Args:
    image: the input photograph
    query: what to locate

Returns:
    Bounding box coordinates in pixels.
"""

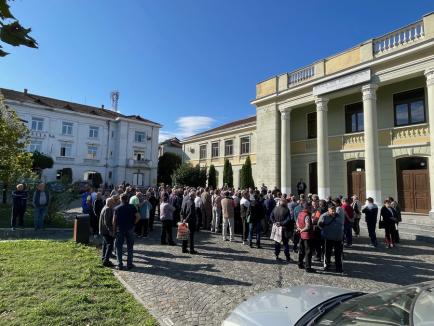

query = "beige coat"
[221,197,234,219]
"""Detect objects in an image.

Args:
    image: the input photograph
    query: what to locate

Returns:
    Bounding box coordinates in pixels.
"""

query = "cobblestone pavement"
[114,223,434,326]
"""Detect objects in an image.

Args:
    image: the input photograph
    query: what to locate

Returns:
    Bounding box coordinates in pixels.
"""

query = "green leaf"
[0,0,15,19]
[0,21,38,48]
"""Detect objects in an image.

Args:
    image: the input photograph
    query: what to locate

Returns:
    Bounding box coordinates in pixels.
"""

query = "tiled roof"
[0,88,161,126]
[184,116,256,140]
[160,137,182,148]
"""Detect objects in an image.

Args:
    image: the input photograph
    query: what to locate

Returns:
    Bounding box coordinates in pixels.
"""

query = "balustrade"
[374,21,424,55]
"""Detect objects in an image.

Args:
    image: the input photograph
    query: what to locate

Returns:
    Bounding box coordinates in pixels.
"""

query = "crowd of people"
[77,181,403,273]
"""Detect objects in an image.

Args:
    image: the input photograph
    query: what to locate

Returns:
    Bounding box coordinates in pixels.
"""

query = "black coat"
[380,206,397,225]
[248,200,265,223]
[181,198,196,228]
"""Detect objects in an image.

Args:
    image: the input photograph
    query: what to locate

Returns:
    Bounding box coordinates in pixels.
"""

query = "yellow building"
[184,12,434,216]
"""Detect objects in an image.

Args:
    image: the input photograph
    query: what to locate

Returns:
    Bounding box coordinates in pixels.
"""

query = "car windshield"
[311,285,425,326]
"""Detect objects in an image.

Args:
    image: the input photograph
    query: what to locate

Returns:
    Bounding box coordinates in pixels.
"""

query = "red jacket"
[297,210,312,240]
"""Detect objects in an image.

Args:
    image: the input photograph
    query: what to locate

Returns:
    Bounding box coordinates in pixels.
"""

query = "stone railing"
[342,132,364,150]
[288,65,315,88]
[31,130,49,139]
[390,124,429,146]
[373,20,424,55]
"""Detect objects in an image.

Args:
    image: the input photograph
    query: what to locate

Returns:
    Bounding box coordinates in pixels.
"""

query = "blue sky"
[1,0,433,141]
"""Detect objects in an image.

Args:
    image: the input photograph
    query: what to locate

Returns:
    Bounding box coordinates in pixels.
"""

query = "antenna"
[110,90,119,112]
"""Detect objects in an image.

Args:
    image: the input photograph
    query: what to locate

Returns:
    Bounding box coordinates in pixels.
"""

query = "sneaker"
[126,264,136,270]
[115,265,124,271]
[103,261,115,268]
[306,268,316,273]
[182,249,189,254]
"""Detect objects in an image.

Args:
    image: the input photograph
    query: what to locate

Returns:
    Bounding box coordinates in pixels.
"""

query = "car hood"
[222,286,351,326]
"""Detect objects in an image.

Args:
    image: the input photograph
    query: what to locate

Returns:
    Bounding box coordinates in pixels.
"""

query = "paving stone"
[114,222,434,326]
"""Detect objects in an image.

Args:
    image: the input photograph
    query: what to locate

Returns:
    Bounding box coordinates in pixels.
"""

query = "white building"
[1,88,161,187]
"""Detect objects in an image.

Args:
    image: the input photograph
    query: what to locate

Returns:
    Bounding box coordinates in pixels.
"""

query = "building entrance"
[347,160,366,203]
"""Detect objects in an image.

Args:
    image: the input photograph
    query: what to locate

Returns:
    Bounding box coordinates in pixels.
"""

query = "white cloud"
[158,116,216,142]
[176,116,215,138]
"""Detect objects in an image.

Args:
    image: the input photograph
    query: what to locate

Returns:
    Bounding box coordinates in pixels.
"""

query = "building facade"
[1,88,161,187]
[183,13,434,216]
[181,117,256,189]
[158,137,183,158]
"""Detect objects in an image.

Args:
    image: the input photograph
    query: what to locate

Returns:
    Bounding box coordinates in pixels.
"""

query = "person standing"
[351,195,362,237]
[342,198,354,248]
[248,191,265,248]
[160,193,176,245]
[211,190,222,233]
[148,191,158,232]
[240,191,250,244]
[362,197,378,247]
[296,203,315,273]
[180,191,197,254]
[311,200,323,262]
[11,184,28,230]
[113,193,140,270]
[32,183,49,230]
[99,198,115,267]
[194,189,203,232]
[92,192,105,237]
[221,191,235,241]
[318,204,344,273]
[296,178,307,196]
[201,187,213,230]
[264,193,276,236]
[81,186,91,214]
[380,199,398,248]
[270,198,292,262]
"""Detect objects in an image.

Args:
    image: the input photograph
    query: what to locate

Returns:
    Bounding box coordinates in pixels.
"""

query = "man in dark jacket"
[181,190,197,254]
[33,183,49,230]
[11,184,28,230]
[148,191,158,232]
[113,193,140,270]
[270,198,292,262]
[361,197,378,247]
[248,191,265,248]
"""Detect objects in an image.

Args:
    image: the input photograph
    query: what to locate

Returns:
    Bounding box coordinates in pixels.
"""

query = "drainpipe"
[105,120,110,186]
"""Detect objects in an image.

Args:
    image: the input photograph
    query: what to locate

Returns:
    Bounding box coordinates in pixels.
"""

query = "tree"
[240,156,255,190]
[157,152,182,186]
[0,94,33,185]
[222,159,233,188]
[172,163,206,187]
[32,151,54,172]
[0,0,38,57]
[208,165,217,189]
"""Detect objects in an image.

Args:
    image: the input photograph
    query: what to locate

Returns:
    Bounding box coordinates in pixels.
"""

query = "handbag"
[378,216,386,229]
[176,222,190,241]
[270,223,282,243]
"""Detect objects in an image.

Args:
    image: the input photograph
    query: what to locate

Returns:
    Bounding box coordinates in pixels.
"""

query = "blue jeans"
[248,221,262,245]
[116,229,135,267]
[344,223,352,246]
[34,207,47,229]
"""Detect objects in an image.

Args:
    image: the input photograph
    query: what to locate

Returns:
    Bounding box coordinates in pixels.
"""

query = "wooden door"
[398,170,430,213]
[309,162,318,195]
[350,171,366,203]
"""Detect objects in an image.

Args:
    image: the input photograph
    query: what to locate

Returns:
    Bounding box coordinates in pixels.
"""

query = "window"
[345,102,364,133]
[108,171,112,179]
[31,117,43,131]
[394,88,426,126]
[87,146,97,159]
[135,131,146,142]
[211,142,219,158]
[224,140,233,156]
[29,141,42,152]
[134,151,145,161]
[199,145,207,159]
[307,112,317,139]
[62,122,73,135]
[89,126,99,138]
[240,136,250,155]
[60,143,72,157]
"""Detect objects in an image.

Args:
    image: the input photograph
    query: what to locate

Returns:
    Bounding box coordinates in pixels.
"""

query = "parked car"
[222,281,434,326]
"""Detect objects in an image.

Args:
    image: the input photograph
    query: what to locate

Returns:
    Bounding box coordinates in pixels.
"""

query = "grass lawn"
[0,240,158,326]
[0,204,73,228]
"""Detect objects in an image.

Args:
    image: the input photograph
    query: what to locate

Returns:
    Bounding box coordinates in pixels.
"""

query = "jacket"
[362,203,378,222]
[181,197,196,227]
[221,197,235,219]
[297,210,312,240]
[380,206,398,225]
[99,205,113,236]
[33,190,49,208]
[318,212,344,241]
[248,200,265,223]
[12,190,28,210]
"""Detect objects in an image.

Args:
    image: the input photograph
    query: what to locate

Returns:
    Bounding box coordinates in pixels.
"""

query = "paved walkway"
[114,223,434,326]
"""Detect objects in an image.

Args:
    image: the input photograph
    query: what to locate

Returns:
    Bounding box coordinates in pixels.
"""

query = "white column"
[280,109,291,194]
[315,97,330,199]
[362,83,382,203]
[425,69,434,217]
